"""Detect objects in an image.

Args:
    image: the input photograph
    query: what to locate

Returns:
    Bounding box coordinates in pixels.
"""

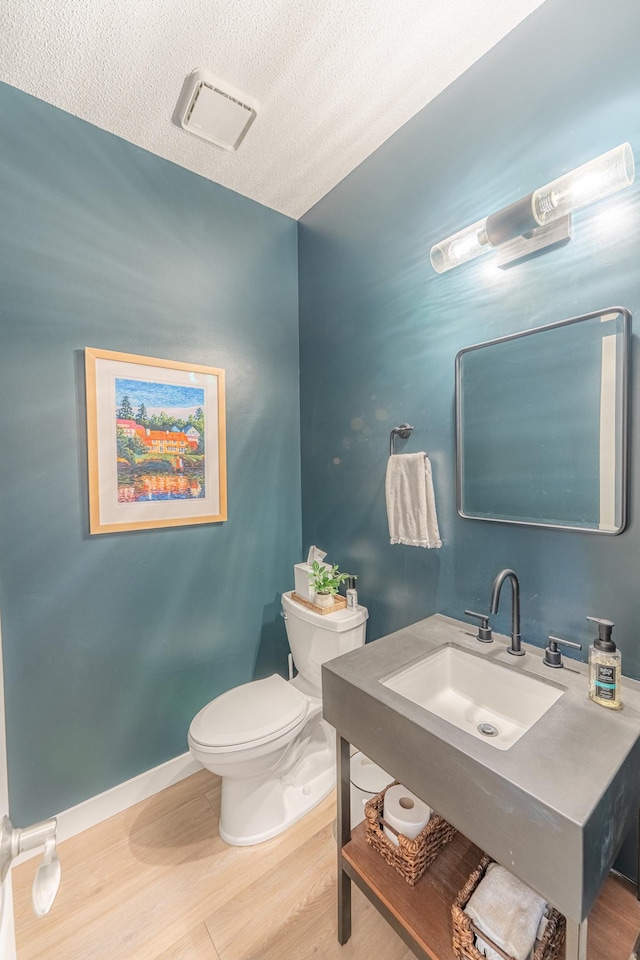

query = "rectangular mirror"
[456,307,630,534]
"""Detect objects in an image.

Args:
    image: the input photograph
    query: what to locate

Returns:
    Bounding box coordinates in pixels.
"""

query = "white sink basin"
[381,644,565,750]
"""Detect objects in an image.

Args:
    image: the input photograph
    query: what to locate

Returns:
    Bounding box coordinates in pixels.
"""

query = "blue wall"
[0,83,301,824]
[299,0,640,877]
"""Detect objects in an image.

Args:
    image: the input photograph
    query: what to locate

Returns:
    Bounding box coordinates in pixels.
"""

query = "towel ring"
[389,423,413,456]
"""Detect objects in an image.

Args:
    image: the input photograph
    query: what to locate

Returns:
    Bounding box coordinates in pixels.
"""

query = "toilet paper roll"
[382,784,431,846]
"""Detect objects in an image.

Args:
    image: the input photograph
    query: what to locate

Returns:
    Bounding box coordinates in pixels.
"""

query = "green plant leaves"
[308,560,351,595]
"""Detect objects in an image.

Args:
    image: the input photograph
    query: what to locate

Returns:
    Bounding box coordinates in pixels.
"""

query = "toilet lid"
[189,674,308,749]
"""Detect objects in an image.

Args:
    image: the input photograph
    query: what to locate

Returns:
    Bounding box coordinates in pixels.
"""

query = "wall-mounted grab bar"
[389,423,413,456]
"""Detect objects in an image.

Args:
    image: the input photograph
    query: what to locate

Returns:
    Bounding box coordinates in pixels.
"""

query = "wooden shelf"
[342,821,640,960]
[343,824,481,960]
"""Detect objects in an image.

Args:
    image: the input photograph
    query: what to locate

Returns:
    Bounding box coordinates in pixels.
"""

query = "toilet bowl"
[188,590,368,845]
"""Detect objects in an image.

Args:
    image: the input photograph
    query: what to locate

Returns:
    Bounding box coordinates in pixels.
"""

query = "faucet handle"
[544,635,582,668]
[464,610,493,644]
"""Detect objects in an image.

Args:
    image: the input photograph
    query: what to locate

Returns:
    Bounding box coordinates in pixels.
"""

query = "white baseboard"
[17,752,201,863]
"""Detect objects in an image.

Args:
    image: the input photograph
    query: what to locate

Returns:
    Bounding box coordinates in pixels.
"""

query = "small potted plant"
[308,560,350,608]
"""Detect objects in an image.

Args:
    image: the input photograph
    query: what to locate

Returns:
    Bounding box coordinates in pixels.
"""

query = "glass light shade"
[430,217,490,274]
[532,142,635,226]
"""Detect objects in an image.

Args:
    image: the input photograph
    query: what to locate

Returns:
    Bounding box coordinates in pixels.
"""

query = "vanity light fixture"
[430,142,635,273]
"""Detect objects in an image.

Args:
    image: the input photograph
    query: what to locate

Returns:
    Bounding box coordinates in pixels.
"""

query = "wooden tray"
[290,591,347,615]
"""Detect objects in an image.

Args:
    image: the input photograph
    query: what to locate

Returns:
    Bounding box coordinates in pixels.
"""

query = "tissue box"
[294,561,330,601]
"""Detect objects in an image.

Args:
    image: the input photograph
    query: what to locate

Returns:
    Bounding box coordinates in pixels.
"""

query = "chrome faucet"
[489,568,525,656]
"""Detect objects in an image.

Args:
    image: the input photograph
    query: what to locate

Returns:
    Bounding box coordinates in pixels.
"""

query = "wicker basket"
[364,781,457,886]
[451,855,566,960]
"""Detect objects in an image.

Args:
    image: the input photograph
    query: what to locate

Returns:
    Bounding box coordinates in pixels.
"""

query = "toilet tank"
[281,591,368,693]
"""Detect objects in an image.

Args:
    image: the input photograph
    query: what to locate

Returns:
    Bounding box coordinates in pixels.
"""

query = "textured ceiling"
[0,0,547,219]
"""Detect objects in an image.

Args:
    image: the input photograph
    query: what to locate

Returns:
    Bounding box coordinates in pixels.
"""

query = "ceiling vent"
[176,69,258,151]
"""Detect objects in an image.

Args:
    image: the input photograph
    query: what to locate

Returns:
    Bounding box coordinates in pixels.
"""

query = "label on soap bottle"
[595,663,617,701]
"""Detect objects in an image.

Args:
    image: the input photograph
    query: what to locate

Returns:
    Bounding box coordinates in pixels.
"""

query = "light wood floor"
[12,770,415,960]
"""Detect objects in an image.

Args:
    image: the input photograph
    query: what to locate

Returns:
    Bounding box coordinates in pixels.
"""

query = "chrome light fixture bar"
[430,143,635,273]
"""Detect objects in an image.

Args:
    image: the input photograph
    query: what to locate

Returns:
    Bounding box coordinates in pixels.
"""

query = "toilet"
[188,590,368,845]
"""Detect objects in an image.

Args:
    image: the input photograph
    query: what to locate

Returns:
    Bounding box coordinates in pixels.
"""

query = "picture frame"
[85,348,227,534]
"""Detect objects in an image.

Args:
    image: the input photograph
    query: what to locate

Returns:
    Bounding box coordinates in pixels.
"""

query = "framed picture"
[85,348,227,534]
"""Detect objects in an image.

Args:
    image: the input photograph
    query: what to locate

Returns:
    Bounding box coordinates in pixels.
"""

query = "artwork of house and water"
[115,377,205,502]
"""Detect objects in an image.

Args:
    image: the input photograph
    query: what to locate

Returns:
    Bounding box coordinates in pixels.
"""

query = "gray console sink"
[322,613,640,924]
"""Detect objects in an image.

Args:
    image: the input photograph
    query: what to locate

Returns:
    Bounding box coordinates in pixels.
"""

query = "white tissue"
[306,545,327,565]
[294,548,331,600]
[382,784,431,846]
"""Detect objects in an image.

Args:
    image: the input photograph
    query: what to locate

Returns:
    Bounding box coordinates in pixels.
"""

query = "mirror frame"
[455,307,631,534]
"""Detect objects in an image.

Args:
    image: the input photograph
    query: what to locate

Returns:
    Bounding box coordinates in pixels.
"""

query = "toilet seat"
[189,674,308,752]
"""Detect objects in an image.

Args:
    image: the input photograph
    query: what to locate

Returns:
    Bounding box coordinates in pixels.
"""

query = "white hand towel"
[475,910,549,960]
[385,453,442,548]
[464,863,547,960]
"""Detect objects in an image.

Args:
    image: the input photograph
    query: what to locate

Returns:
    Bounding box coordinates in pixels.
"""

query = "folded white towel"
[385,453,442,548]
[476,911,549,960]
[464,863,547,960]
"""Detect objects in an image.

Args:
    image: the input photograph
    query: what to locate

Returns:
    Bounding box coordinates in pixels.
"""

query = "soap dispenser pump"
[587,616,622,710]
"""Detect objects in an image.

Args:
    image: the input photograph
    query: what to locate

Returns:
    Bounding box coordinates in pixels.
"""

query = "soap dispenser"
[345,576,358,611]
[587,616,622,710]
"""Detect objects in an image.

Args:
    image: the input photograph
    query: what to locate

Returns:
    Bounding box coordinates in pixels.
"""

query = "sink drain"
[477,722,499,738]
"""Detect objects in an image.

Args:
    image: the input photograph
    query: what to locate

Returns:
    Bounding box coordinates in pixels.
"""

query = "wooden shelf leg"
[337,733,351,944]
[565,917,588,960]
